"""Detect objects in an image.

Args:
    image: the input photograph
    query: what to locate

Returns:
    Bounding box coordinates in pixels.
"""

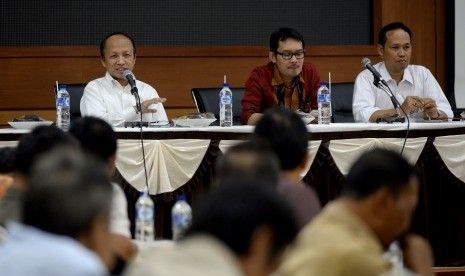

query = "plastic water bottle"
[317,82,331,124]
[219,75,233,127]
[135,189,154,241]
[171,194,192,241]
[56,84,70,131]
[383,241,403,274]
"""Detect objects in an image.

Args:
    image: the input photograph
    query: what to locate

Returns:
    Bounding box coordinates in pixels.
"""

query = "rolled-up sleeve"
[352,71,380,123]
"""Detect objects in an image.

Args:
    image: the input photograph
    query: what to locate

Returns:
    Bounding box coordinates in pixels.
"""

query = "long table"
[2,122,465,266]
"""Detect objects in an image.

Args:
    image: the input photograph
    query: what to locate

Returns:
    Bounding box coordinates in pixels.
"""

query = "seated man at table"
[0,147,114,275]
[124,181,298,276]
[254,108,321,230]
[353,22,453,123]
[241,27,321,125]
[81,32,168,127]
[278,148,434,276]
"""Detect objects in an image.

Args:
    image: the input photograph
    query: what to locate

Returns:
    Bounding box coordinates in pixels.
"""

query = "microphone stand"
[373,79,410,156]
[131,86,149,192]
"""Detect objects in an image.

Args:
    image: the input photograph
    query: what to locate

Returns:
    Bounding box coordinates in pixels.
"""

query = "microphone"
[123,70,141,113]
[361,58,389,87]
[123,70,138,92]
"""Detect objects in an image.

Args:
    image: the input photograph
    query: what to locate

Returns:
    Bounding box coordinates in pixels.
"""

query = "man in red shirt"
[241,27,321,125]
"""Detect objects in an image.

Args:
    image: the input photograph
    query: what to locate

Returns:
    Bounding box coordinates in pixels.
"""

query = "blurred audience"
[124,180,298,276]
[0,125,78,227]
[0,147,114,275]
[69,116,137,274]
[253,108,321,230]
[0,147,15,201]
[215,139,281,188]
[279,148,434,276]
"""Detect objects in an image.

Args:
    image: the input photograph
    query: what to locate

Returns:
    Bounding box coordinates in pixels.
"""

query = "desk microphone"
[123,70,142,114]
[361,58,389,87]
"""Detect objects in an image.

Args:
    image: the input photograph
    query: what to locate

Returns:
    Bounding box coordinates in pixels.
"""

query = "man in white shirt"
[353,22,452,123]
[81,32,168,127]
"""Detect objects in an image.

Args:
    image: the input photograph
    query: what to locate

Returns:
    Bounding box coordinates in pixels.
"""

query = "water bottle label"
[137,207,154,220]
[220,95,232,104]
[172,213,192,229]
[317,94,330,103]
[56,97,70,107]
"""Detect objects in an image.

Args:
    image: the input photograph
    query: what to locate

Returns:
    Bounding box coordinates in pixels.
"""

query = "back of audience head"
[342,148,419,246]
[24,146,114,267]
[342,148,417,200]
[69,116,117,166]
[14,125,79,178]
[0,147,15,175]
[253,108,309,170]
[215,140,281,187]
[187,181,298,276]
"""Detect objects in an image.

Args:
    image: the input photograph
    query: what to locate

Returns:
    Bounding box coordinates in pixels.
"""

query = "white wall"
[455,0,465,108]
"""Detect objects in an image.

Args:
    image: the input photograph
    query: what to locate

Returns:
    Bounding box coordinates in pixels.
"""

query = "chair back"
[54,83,87,121]
[331,82,355,123]
[191,87,245,125]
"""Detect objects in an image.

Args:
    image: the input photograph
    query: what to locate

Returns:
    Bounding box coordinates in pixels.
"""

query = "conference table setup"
[2,120,465,267]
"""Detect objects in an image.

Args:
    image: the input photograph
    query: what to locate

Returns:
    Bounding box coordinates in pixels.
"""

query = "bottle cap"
[320,81,327,86]
[177,194,186,201]
[58,84,67,90]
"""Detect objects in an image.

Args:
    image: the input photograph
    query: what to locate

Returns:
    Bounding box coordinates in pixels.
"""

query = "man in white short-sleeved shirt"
[353,22,452,123]
[81,32,168,127]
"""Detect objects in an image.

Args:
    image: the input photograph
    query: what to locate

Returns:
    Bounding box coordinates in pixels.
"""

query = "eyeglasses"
[275,51,305,60]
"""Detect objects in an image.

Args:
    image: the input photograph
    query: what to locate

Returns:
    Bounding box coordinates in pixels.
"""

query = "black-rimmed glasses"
[275,50,305,60]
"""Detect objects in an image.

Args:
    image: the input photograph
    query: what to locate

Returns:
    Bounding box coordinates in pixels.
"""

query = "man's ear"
[101,58,106,68]
[377,44,384,59]
[269,52,277,63]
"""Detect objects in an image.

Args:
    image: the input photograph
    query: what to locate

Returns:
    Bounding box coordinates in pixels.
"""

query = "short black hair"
[342,148,416,199]
[378,22,413,47]
[24,147,112,238]
[100,32,136,59]
[270,27,305,53]
[187,181,297,263]
[69,116,117,162]
[215,140,281,187]
[253,108,309,170]
[0,147,15,173]
[14,125,79,176]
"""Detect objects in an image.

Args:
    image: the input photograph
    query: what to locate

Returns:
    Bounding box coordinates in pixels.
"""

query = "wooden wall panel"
[0,1,448,125]
[380,0,438,74]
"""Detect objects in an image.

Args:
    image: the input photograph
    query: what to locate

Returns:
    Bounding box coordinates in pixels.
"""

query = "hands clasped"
[401,96,440,119]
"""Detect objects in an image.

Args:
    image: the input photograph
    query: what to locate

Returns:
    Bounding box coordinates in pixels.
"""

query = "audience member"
[279,148,434,276]
[253,108,321,230]
[0,146,15,201]
[0,147,114,275]
[124,180,298,276]
[69,116,137,274]
[215,140,281,188]
[353,22,453,122]
[0,125,78,227]
[81,32,167,127]
[241,27,321,125]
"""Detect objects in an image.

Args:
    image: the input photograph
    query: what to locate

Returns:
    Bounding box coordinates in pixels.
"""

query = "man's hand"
[136,98,167,114]
[402,234,434,276]
[421,98,441,119]
[400,96,424,116]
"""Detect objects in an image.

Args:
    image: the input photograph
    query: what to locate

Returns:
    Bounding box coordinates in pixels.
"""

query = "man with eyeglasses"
[241,27,321,125]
